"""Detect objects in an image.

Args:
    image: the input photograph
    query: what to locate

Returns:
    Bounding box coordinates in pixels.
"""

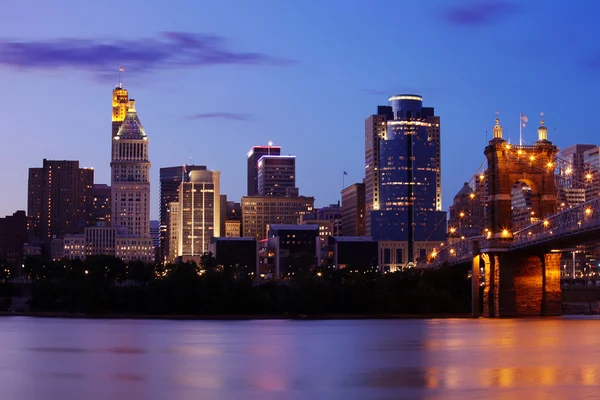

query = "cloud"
[443,1,519,26]
[188,112,251,121]
[0,32,294,78]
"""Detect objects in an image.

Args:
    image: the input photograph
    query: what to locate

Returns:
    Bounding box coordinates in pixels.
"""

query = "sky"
[1,0,600,220]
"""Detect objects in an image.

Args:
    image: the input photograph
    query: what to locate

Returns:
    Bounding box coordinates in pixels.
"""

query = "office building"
[364,105,393,235]
[370,95,446,263]
[27,159,94,242]
[222,200,242,238]
[257,155,296,197]
[584,146,600,201]
[0,211,27,276]
[559,144,596,189]
[299,217,334,264]
[330,236,378,270]
[341,183,365,236]
[316,202,342,236]
[173,169,221,259]
[247,144,281,196]
[241,195,314,240]
[261,224,320,279]
[88,184,111,226]
[209,237,258,278]
[150,220,160,261]
[448,182,485,239]
[159,165,208,262]
[168,202,180,262]
[224,220,242,237]
[423,106,442,211]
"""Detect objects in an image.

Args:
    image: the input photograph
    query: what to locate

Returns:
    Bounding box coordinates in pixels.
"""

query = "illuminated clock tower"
[110,99,153,242]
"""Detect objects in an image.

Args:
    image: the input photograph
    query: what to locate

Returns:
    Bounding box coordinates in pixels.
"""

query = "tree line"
[0,254,471,316]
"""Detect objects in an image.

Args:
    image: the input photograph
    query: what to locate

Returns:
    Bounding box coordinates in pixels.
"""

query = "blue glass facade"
[371,95,446,260]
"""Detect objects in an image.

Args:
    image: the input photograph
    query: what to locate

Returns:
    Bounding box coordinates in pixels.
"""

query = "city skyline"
[2,1,600,219]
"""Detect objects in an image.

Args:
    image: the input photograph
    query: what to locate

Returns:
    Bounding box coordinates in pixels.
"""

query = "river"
[0,316,598,399]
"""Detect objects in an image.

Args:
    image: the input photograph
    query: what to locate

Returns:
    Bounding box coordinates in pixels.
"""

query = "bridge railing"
[513,197,600,247]
[425,235,485,267]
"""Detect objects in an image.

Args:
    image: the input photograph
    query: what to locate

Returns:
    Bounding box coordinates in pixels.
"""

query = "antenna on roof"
[118,66,124,88]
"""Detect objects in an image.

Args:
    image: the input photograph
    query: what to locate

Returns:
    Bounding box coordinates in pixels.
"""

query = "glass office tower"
[371,95,446,262]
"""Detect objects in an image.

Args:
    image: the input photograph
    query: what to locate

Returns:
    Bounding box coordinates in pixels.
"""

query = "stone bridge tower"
[484,114,558,237]
[478,114,561,317]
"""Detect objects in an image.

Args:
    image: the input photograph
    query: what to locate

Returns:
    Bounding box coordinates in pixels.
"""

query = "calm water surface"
[0,316,599,399]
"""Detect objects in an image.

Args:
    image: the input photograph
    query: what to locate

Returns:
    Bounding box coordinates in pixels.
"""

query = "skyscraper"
[159,165,208,262]
[423,107,442,211]
[110,99,153,255]
[247,144,281,196]
[370,95,446,263]
[257,155,296,196]
[364,106,393,235]
[27,159,94,242]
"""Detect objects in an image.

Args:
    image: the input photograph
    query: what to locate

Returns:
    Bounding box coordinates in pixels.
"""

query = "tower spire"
[493,110,503,140]
[537,112,548,141]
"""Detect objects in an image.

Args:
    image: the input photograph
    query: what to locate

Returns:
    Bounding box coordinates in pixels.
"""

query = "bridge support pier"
[542,253,562,316]
[482,251,562,317]
[471,254,480,317]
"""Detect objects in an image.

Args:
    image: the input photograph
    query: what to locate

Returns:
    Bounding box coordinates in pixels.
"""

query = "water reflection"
[0,317,599,399]
[360,365,600,390]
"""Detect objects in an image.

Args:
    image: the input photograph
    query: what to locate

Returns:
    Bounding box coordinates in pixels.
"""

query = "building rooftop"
[331,236,375,242]
[268,224,319,231]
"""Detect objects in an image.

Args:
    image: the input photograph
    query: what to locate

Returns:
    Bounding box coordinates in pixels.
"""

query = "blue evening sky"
[1,0,599,219]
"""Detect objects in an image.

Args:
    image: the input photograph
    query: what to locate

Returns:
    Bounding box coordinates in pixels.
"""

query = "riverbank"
[0,311,474,320]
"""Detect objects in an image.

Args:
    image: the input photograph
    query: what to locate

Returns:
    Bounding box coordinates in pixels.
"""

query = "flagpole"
[519,113,522,146]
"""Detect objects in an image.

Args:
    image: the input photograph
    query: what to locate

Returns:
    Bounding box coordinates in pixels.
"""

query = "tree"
[286,252,316,278]
[200,252,218,272]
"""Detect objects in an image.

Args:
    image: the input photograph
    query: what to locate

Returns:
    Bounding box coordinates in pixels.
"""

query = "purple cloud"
[0,32,294,78]
[444,1,520,25]
[188,112,251,121]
